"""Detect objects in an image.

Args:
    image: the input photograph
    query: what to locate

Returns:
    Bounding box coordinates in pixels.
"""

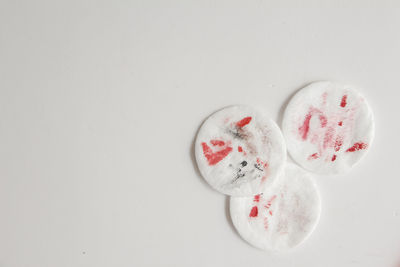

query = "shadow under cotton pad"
[195,105,286,197]
[282,81,375,175]
[230,163,321,252]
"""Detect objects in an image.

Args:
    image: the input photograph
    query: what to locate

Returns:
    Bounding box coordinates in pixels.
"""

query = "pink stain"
[264,195,277,209]
[298,107,327,141]
[334,136,343,152]
[308,153,319,160]
[323,127,335,149]
[261,175,268,183]
[254,194,261,202]
[297,92,361,163]
[263,217,269,230]
[201,142,232,165]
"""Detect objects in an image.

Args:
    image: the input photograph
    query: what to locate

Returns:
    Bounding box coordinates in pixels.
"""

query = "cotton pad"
[282,81,374,174]
[230,163,321,251]
[195,105,286,197]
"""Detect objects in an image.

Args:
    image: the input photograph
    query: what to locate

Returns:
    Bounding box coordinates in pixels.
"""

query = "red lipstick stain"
[299,112,312,140]
[323,127,335,149]
[269,210,273,216]
[264,195,277,209]
[210,140,225,146]
[334,136,343,152]
[331,155,337,161]
[249,206,258,217]
[338,121,343,126]
[201,142,232,165]
[346,142,368,152]
[340,95,348,107]
[319,115,328,127]
[263,217,269,230]
[308,153,319,160]
[238,146,243,152]
[236,117,252,128]
[254,194,261,202]
[299,107,327,140]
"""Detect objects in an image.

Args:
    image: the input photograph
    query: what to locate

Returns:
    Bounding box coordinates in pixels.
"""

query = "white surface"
[230,163,321,251]
[282,81,375,174]
[1,1,400,267]
[195,105,286,196]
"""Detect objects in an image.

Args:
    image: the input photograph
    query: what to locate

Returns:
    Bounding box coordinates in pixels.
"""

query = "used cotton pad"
[195,105,286,197]
[282,81,374,174]
[230,163,321,251]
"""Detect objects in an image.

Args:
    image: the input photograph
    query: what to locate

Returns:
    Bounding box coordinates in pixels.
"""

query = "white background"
[1,1,400,266]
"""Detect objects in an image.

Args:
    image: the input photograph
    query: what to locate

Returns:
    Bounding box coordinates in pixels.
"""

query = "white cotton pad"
[195,105,286,197]
[230,163,321,251]
[282,81,375,174]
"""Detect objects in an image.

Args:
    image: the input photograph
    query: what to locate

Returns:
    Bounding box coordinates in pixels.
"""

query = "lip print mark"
[236,117,252,128]
[249,206,258,217]
[331,154,337,161]
[238,146,243,152]
[254,194,261,202]
[201,141,233,165]
[340,95,348,107]
[346,142,368,152]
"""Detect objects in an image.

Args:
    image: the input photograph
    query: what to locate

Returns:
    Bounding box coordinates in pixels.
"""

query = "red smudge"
[249,206,258,217]
[346,142,368,152]
[308,153,319,160]
[210,140,225,146]
[269,210,273,216]
[298,107,327,140]
[319,115,327,127]
[201,142,232,165]
[331,155,337,161]
[334,136,343,152]
[299,112,312,140]
[261,175,268,183]
[236,117,252,128]
[338,121,343,126]
[264,195,277,209]
[323,127,335,149]
[254,194,261,202]
[238,146,243,152]
[340,95,347,107]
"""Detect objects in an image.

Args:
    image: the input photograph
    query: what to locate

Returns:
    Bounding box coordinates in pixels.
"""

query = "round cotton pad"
[282,81,374,174]
[230,163,321,251]
[195,105,286,197]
